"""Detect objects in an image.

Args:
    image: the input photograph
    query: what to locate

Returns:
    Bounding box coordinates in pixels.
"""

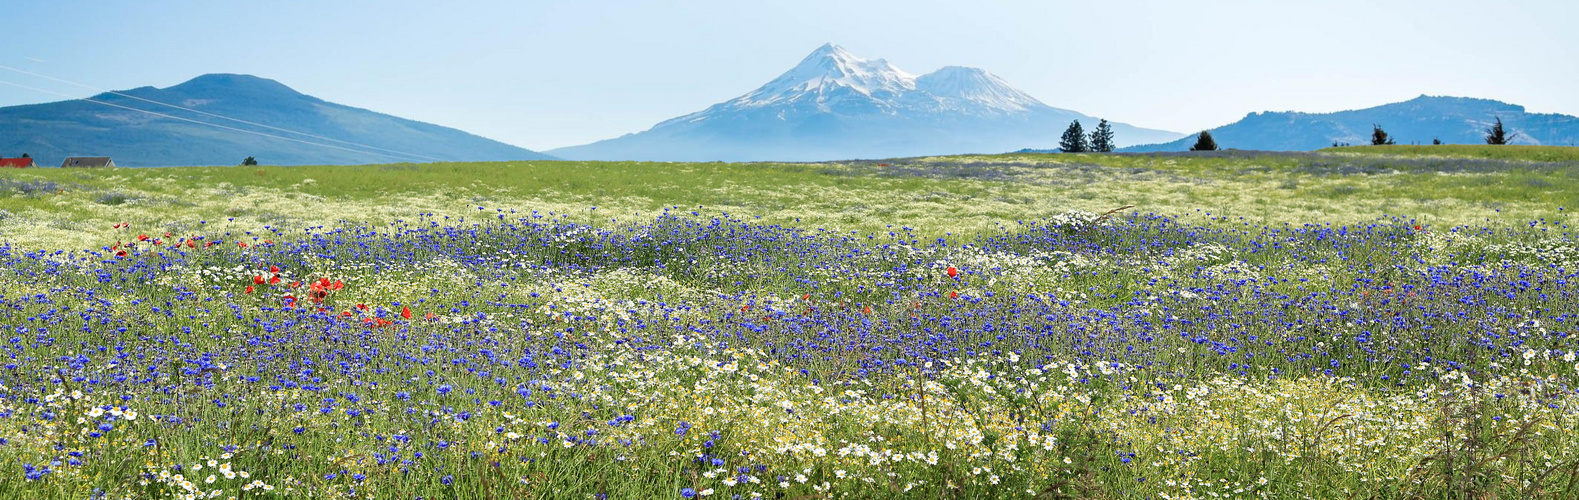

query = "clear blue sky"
[2,0,1574,151]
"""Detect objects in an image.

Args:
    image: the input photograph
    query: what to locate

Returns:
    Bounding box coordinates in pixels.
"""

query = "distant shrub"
[1485,116,1517,145]
[1189,131,1219,151]
[1371,124,1396,146]
[1059,120,1089,153]
[95,192,130,206]
[1088,119,1115,153]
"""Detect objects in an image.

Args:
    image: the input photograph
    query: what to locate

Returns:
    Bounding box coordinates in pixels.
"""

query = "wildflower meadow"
[2,148,1579,499]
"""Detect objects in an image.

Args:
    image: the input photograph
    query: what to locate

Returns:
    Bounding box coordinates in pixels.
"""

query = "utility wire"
[0,78,434,163]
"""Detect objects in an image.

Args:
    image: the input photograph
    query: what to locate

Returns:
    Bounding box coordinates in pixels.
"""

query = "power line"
[0,65,448,162]
[0,78,434,163]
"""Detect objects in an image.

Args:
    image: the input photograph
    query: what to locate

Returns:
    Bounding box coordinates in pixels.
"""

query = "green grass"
[1322,144,1579,162]
[3,149,1575,252]
[4,149,1579,498]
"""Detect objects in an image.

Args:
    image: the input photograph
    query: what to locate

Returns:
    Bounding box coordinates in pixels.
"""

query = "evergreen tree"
[19,153,28,158]
[1370,124,1395,146]
[1088,119,1116,153]
[1485,117,1517,145]
[1432,137,1442,145]
[242,156,259,166]
[1189,131,1219,151]
[1058,120,1089,153]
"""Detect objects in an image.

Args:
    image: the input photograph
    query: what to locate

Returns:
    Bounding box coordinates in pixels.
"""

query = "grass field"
[2,146,1579,499]
[1322,144,1579,163]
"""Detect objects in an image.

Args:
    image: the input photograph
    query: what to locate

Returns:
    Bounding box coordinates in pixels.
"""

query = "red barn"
[0,157,36,168]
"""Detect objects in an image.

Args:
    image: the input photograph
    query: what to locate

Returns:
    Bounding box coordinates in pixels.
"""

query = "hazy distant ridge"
[1123,95,1579,152]
[0,73,553,167]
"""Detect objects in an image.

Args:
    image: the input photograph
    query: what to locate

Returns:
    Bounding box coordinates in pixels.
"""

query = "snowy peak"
[551,44,1187,161]
[726,44,1055,117]
[915,66,1044,113]
[741,44,916,105]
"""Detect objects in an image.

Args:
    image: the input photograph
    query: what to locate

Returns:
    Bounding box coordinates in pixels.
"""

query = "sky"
[1,0,1575,151]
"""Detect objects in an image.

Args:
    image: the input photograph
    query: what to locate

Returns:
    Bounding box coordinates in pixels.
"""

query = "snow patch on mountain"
[553,44,1184,161]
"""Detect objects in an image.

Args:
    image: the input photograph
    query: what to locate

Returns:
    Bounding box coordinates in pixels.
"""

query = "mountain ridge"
[1123,95,1579,152]
[0,73,554,167]
[550,44,1184,161]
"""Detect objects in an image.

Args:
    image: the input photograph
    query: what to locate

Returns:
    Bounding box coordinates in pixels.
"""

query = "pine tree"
[1432,137,1442,145]
[1485,117,1517,145]
[19,153,28,158]
[242,156,259,166]
[1370,124,1395,146]
[1058,120,1089,153]
[1088,119,1116,153]
[1189,131,1219,151]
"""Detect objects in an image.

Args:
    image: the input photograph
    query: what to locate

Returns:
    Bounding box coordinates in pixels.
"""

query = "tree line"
[1057,115,1523,153]
[1363,117,1516,146]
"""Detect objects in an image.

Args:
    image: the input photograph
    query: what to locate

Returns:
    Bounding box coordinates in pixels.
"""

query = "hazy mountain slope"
[551,44,1182,161]
[0,74,553,167]
[1123,96,1579,152]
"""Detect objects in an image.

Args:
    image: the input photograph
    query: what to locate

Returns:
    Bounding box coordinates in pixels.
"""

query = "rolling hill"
[1123,95,1579,152]
[0,74,553,167]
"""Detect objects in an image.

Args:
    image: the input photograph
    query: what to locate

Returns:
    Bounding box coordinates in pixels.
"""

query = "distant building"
[0,157,36,168]
[61,157,116,168]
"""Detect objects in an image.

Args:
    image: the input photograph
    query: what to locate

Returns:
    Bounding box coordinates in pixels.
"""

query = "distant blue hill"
[0,74,553,167]
[1122,95,1579,152]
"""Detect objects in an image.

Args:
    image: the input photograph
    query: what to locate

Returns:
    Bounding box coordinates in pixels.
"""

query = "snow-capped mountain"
[551,44,1182,161]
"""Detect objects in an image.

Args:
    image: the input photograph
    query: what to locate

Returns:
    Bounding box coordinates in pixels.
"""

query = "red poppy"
[741,305,750,312]
[947,266,958,278]
[137,234,149,242]
[802,293,811,301]
[245,285,254,294]
[332,280,344,290]
[1414,225,1422,231]
[186,240,197,248]
[270,265,280,273]
[862,306,872,315]
[268,275,281,285]
[425,312,438,320]
[253,275,265,285]
[950,291,959,299]
[282,295,296,308]
[238,242,248,248]
[115,250,127,257]
[206,241,217,248]
[401,306,412,319]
